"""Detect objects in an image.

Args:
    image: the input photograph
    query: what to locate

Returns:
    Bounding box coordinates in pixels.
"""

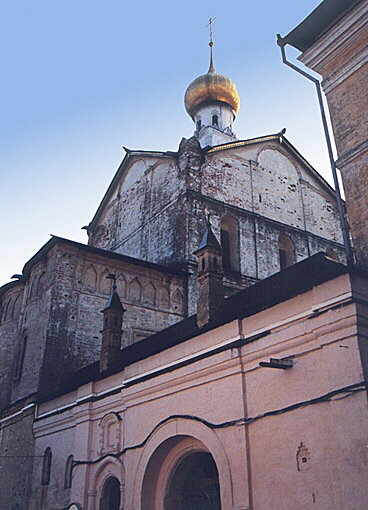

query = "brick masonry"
[299,1,368,266]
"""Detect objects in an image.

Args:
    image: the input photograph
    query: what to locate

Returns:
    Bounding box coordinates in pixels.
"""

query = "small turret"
[100,274,125,374]
[194,219,224,328]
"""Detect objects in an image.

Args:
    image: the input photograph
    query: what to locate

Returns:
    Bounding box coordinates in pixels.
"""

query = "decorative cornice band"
[299,2,368,70]
[322,46,368,94]
[336,139,368,168]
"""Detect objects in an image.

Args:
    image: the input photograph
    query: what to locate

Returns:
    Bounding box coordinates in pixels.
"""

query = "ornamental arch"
[90,458,125,510]
[133,419,233,510]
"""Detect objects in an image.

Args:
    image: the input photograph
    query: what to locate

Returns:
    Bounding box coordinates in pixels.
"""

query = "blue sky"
[1,0,335,286]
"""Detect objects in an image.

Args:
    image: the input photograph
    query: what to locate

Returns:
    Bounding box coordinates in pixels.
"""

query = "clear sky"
[1,0,336,287]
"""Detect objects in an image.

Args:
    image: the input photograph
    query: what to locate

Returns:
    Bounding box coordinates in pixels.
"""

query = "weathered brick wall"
[327,67,368,157]
[201,143,342,243]
[89,156,186,265]
[299,2,368,266]
[184,193,345,314]
[37,242,186,395]
[0,403,35,510]
[0,239,186,408]
[325,65,368,265]
[11,262,51,405]
[0,258,53,409]
[0,284,24,409]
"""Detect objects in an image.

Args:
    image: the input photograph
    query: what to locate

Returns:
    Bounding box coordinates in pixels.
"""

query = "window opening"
[220,216,240,273]
[41,448,52,486]
[64,455,73,489]
[212,114,218,127]
[278,234,295,269]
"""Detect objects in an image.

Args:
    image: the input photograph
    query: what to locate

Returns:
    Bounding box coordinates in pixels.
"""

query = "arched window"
[14,335,27,382]
[196,119,202,131]
[278,234,295,270]
[212,114,218,127]
[41,447,52,486]
[100,477,121,510]
[64,455,73,489]
[220,216,240,273]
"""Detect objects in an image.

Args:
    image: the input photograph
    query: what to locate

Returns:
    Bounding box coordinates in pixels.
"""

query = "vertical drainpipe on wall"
[276,34,354,267]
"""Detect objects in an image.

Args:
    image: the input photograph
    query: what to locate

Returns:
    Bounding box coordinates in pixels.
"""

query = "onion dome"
[184,48,240,120]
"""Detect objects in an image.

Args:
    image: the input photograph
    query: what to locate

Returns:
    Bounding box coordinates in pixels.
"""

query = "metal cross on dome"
[207,17,216,47]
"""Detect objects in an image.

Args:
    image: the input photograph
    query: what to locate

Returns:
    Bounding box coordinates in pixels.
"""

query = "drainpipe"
[276,35,353,267]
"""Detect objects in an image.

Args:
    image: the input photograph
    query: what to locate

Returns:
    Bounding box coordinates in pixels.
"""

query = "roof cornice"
[299,0,368,71]
[21,235,186,280]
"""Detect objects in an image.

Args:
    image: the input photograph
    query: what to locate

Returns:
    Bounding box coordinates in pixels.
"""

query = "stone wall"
[89,155,186,266]
[0,402,35,510]
[184,192,345,314]
[0,282,24,409]
[299,0,368,266]
[201,143,342,243]
[88,138,344,291]
[35,241,186,397]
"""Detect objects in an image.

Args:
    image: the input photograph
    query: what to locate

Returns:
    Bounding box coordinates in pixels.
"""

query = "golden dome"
[184,58,240,119]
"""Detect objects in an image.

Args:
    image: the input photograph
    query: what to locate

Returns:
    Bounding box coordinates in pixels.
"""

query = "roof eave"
[283,0,363,52]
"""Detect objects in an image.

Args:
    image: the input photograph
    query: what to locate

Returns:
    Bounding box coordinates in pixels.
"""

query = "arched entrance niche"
[164,451,220,509]
[141,435,225,510]
[99,476,121,510]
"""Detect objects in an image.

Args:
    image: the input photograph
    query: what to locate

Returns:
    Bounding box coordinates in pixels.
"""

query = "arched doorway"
[164,452,221,510]
[99,476,121,510]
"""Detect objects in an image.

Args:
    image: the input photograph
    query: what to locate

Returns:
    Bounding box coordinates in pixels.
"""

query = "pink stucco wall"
[32,272,368,510]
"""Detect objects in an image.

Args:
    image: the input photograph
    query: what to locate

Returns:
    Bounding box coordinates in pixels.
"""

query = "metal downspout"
[276,35,354,266]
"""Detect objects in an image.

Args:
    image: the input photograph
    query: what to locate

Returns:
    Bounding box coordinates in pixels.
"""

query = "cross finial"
[207,17,216,73]
[208,17,216,47]
[106,273,117,291]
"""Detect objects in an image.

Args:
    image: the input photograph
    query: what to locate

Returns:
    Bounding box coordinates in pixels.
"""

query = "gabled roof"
[89,148,177,230]
[206,132,338,199]
[89,131,339,235]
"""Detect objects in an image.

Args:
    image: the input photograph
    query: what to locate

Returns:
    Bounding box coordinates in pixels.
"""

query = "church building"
[1,2,367,508]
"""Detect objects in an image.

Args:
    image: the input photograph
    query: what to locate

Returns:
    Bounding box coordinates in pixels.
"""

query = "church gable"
[88,152,180,253]
[201,135,342,242]
[254,146,303,229]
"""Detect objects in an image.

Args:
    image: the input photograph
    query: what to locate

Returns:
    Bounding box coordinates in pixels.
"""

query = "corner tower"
[184,39,240,148]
